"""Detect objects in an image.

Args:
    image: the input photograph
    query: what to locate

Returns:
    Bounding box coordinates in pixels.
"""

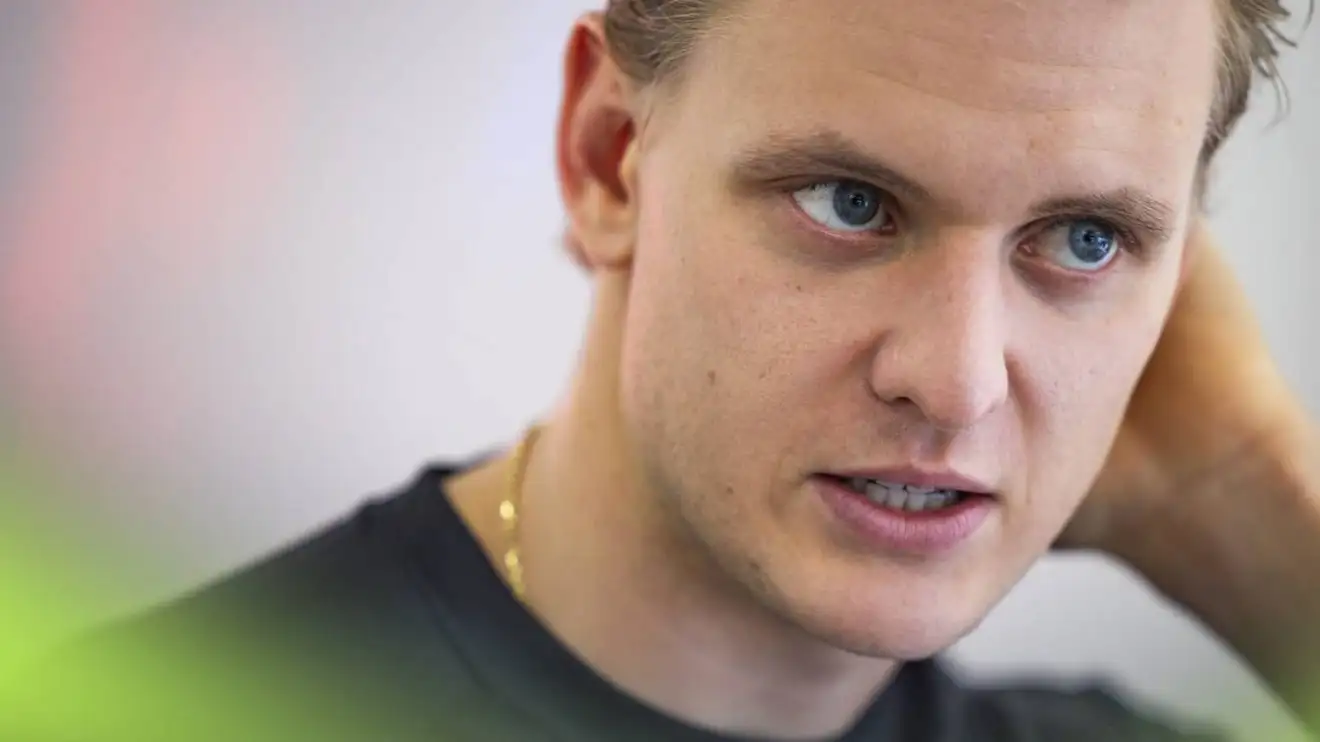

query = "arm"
[1115,412,1320,733]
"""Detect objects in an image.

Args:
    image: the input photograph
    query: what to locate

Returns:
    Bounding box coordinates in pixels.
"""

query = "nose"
[868,244,1010,433]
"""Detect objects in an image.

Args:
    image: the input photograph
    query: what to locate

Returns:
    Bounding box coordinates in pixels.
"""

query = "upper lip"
[827,467,996,496]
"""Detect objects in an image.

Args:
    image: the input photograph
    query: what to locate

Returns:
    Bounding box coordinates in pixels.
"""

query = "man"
[6,1,1316,740]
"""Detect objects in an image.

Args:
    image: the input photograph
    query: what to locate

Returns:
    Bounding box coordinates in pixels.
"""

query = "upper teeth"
[850,478,961,511]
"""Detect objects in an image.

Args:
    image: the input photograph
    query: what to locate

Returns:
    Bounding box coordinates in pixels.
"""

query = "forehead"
[664,0,1221,218]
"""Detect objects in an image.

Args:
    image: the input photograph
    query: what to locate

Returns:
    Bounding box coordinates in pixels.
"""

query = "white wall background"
[1,1,1316,738]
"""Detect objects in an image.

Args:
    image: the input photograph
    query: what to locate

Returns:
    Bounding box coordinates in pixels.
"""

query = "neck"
[513,271,895,739]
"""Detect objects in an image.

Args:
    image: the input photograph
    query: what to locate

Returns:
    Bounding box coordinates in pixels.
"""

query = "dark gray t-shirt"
[11,465,1227,741]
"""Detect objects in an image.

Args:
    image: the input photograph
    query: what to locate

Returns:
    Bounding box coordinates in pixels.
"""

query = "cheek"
[1017,297,1170,512]
[619,187,840,503]
[619,190,744,484]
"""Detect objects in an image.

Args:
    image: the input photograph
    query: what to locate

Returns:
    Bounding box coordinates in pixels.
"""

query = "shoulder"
[957,673,1232,742]
[102,465,455,639]
[5,465,486,741]
[870,659,1230,742]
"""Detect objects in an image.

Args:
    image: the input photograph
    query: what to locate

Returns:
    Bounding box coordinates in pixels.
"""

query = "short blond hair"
[604,0,1305,166]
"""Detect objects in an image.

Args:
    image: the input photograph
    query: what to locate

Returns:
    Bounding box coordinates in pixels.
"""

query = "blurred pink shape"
[0,1,293,464]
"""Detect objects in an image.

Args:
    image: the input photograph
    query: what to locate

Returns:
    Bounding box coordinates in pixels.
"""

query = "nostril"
[880,394,919,411]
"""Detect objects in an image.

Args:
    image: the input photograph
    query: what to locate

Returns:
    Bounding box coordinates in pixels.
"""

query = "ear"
[556,13,642,271]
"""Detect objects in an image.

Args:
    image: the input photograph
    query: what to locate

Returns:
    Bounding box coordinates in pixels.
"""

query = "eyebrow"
[1030,190,1178,246]
[729,130,1179,245]
[730,130,934,203]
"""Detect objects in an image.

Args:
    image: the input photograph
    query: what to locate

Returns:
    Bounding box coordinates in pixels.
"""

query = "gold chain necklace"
[499,425,541,601]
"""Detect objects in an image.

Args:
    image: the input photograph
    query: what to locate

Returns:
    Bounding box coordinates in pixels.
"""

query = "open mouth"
[825,475,976,513]
[814,473,995,553]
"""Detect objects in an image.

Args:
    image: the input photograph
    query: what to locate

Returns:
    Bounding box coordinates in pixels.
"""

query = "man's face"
[617,0,1218,658]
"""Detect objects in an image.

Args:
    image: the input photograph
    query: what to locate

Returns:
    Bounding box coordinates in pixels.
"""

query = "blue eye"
[792,180,893,233]
[1038,220,1121,272]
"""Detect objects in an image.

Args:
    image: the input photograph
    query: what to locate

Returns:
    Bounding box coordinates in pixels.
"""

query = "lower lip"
[814,476,993,556]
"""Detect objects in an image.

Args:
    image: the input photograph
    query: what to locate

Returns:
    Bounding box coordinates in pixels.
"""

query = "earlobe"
[556,14,642,271]
[590,137,641,268]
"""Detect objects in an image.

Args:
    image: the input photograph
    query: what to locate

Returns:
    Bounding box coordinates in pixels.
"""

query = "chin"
[819,611,982,661]
[766,571,994,661]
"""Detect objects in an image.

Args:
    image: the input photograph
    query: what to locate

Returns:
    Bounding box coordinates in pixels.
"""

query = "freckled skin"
[619,0,1219,657]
